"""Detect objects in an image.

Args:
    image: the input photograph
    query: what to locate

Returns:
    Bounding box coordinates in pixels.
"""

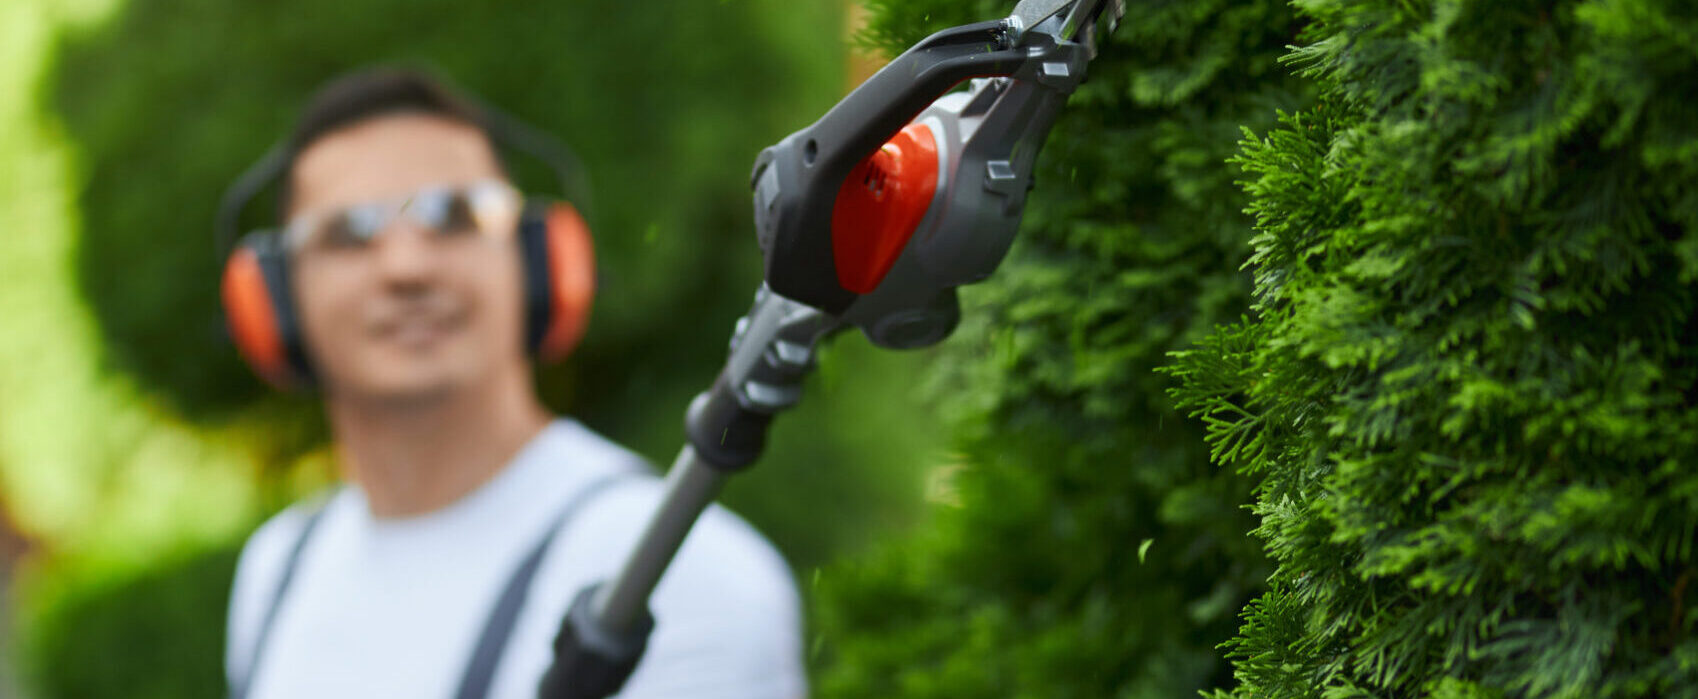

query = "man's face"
[287,113,526,404]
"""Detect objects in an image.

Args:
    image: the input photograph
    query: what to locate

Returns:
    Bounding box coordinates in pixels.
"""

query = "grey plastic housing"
[842,21,1093,349]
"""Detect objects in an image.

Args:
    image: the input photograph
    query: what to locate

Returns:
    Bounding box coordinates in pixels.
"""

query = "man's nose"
[368,219,440,287]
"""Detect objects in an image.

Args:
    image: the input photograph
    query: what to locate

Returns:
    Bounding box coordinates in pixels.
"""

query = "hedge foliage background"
[813,1,1311,697]
[3,1,944,697]
[1167,0,1698,696]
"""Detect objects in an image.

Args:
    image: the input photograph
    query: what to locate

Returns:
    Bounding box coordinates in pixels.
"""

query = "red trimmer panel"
[829,122,939,294]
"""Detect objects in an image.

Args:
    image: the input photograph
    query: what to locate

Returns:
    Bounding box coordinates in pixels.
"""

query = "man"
[223,68,806,699]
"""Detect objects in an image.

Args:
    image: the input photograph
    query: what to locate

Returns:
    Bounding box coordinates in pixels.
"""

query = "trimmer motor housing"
[751,2,1119,348]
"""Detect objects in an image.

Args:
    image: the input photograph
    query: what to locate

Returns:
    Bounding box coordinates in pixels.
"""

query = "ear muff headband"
[215,144,288,263]
[476,101,595,218]
[216,99,595,389]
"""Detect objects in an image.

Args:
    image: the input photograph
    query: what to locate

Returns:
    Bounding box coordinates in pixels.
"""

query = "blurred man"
[223,68,805,699]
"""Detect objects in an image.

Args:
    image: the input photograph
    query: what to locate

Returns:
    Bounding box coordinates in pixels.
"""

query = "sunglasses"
[283,179,523,252]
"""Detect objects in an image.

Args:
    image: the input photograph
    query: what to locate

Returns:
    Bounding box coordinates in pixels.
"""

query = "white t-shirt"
[225,419,806,699]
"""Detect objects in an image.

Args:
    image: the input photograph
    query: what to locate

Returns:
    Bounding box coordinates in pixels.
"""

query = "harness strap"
[234,472,637,699]
[230,495,333,699]
[454,473,634,699]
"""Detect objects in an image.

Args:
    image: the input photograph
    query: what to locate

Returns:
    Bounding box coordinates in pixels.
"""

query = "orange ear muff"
[221,237,310,389]
[521,201,596,363]
[222,242,290,387]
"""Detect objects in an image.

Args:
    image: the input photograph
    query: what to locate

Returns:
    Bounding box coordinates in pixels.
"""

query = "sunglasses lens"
[441,189,481,236]
[315,204,388,248]
[401,188,459,236]
[404,184,520,240]
[288,181,520,251]
[467,183,520,237]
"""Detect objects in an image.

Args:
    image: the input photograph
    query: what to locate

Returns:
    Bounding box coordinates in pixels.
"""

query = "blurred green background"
[0,0,945,696]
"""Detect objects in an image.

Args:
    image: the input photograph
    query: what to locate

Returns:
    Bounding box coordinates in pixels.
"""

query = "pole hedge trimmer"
[540,1,1124,696]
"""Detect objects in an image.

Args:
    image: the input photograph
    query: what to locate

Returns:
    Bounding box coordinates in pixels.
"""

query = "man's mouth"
[371,308,465,349]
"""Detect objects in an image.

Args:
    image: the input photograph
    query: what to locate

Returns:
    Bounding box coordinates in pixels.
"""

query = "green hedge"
[19,550,236,699]
[1167,1,1698,696]
[812,1,1310,696]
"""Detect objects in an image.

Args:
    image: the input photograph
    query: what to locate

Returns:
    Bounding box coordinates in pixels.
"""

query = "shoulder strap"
[230,496,334,699]
[453,472,639,699]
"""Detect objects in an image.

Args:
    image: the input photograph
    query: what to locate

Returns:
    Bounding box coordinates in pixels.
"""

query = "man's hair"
[277,67,502,218]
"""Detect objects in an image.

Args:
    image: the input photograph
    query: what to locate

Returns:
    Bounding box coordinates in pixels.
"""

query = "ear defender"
[221,234,313,389]
[520,200,597,363]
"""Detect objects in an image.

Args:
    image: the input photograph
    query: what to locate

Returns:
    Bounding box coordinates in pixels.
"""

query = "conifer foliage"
[1166,1,1698,696]
[814,1,1307,696]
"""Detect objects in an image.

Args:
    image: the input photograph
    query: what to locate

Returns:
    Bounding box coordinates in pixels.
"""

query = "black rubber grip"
[683,375,774,472]
[538,585,655,699]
